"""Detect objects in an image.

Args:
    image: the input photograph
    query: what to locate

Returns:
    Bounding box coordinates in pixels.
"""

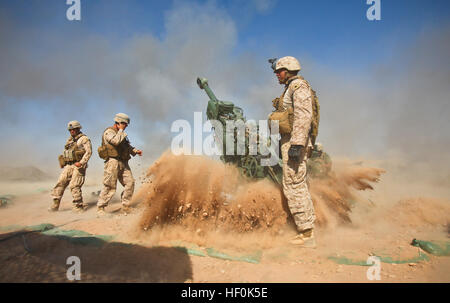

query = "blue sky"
[2,0,449,70]
[1,0,449,172]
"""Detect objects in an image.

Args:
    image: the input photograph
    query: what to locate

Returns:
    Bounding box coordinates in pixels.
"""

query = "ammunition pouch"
[97,145,109,160]
[59,134,87,167]
[268,107,293,134]
[74,150,84,161]
[63,149,84,162]
[60,149,85,167]
[58,155,65,168]
[97,144,119,160]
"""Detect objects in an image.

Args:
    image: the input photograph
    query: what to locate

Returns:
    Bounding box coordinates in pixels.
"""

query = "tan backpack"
[98,127,118,160]
[309,88,320,146]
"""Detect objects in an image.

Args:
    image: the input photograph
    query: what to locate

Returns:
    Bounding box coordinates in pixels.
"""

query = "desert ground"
[0,154,449,283]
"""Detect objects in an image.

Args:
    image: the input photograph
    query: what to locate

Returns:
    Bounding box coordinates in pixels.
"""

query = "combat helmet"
[67,120,82,130]
[114,113,130,124]
[274,56,301,73]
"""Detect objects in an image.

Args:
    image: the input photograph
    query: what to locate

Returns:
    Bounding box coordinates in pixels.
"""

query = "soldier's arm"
[290,82,313,146]
[127,143,137,156]
[79,137,92,166]
[123,134,140,156]
[104,128,128,146]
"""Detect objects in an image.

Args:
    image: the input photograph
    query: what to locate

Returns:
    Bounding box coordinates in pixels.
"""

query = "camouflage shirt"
[282,76,313,147]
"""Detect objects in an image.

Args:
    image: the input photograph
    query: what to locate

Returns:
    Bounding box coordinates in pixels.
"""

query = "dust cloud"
[127,151,450,257]
[133,152,385,238]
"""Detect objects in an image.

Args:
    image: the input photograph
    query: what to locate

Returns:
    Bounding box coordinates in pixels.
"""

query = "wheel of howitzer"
[241,156,258,178]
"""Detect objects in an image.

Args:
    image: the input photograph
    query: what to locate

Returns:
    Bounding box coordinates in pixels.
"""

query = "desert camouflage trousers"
[281,135,316,231]
[97,158,135,208]
[51,164,86,203]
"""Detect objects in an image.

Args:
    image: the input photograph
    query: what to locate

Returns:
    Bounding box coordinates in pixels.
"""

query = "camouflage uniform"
[280,76,316,232]
[51,133,92,206]
[97,128,138,208]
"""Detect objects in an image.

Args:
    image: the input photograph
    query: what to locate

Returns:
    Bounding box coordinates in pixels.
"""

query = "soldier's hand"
[119,122,128,130]
[288,145,304,162]
[136,150,143,156]
[74,162,82,168]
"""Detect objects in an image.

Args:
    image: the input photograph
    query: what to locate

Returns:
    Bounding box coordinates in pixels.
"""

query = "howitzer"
[197,77,283,185]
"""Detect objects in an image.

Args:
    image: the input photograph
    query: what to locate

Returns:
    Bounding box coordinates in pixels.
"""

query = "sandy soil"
[0,159,449,283]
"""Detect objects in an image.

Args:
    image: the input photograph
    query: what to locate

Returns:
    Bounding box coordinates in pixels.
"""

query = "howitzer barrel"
[196,75,283,185]
[197,77,219,102]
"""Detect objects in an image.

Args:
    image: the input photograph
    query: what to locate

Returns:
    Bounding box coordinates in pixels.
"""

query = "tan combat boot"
[120,205,132,216]
[290,229,316,248]
[48,199,60,212]
[72,201,85,213]
[96,206,107,217]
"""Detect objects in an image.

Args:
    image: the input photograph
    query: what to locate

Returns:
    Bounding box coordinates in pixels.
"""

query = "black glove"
[288,145,304,162]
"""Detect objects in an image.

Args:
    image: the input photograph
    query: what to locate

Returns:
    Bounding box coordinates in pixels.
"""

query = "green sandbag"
[170,240,262,263]
[171,241,208,257]
[0,223,113,247]
[411,239,450,256]
[328,251,429,266]
[42,228,113,241]
[0,223,55,233]
[49,236,108,247]
[174,246,207,257]
[206,248,262,264]
[25,223,56,232]
[41,228,113,246]
[0,224,22,232]
[328,256,371,266]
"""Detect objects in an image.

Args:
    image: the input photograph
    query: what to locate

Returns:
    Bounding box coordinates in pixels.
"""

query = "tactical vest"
[58,133,87,167]
[268,76,320,145]
[97,127,132,161]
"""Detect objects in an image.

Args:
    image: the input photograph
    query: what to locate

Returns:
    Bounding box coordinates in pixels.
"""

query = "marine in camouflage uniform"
[50,120,92,212]
[272,56,316,247]
[97,113,142,216]
[307,143,332,179]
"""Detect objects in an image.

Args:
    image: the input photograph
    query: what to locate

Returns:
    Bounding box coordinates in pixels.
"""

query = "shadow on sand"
[0,230,193,282]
